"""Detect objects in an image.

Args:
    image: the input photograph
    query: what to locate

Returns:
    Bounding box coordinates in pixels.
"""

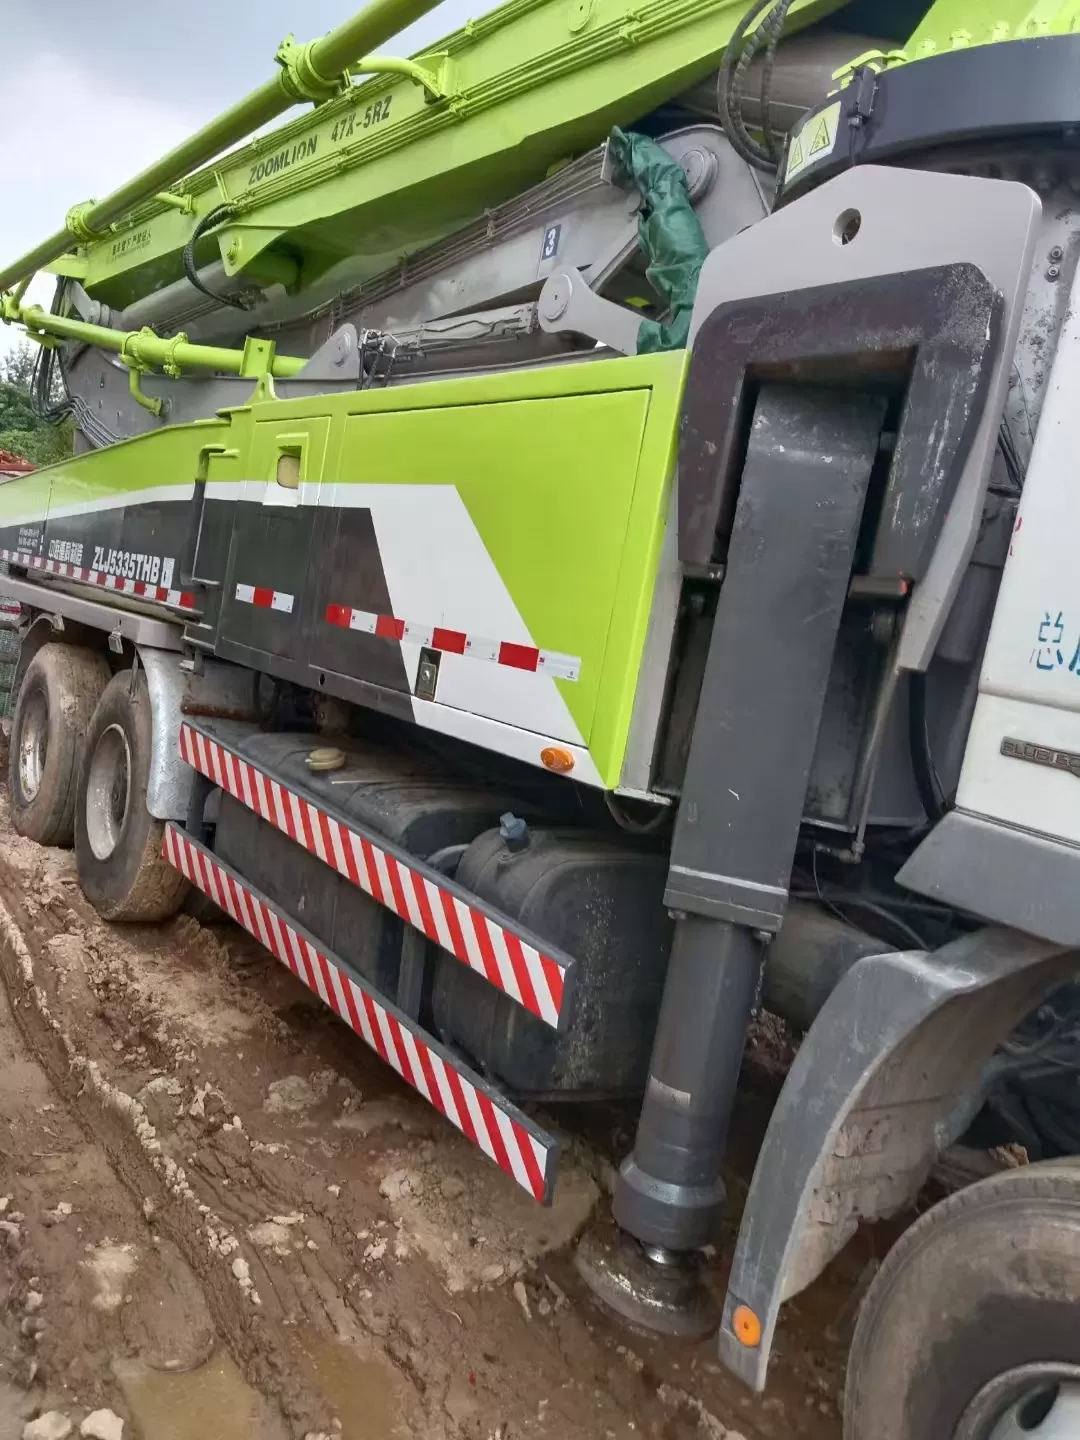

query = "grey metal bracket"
[286,323,362,386]
[687,164,1040,672]
[538,267,642,355]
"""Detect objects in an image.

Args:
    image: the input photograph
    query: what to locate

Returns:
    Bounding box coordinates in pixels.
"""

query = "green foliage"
[0,340,73,467]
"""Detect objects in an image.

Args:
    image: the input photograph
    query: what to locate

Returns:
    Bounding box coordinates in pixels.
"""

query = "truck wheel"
[74,669,188,921]
[845,1160,1080,1440]
[10,644,111,847]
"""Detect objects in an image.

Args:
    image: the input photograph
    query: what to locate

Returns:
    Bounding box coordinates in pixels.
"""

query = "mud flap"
[718,928,1080,1390]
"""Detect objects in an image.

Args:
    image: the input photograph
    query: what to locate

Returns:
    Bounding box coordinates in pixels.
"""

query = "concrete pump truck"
[2,0,1080,1433]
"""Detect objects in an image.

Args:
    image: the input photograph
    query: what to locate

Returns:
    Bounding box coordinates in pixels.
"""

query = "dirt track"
[0,769,865,1439]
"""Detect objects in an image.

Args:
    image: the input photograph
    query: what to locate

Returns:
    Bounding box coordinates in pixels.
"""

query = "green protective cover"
[609,126,710,354]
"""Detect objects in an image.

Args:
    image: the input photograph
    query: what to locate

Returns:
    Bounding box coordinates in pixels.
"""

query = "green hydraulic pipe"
[12,303,307,379]
[0,0,449,295]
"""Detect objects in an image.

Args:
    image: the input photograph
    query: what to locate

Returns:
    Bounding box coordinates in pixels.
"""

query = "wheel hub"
[85,723,132,862]
[956,1365,1080,1439]
[17,687,49,802]
[574,1220,719,1339]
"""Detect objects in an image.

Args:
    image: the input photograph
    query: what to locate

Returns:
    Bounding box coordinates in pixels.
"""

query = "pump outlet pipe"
[0,0,448,295]
[9,304,307,380]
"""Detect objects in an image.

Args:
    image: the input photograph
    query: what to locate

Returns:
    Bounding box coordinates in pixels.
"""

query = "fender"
[719,926,1080,1390]
[134,647,257,820]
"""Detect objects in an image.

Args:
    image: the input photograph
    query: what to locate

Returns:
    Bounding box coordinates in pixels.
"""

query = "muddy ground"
[0,767,887,1440]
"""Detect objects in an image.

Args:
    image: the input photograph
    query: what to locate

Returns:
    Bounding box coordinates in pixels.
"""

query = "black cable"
[716,0,795,174]
[996,420,1025,493]
[826,895,929,951]
[28,280,76,427]
[908,670,947,823]
[716,0,776,171]
[182,204,250,311]
[603,792,670,835]
[758,5,790,162]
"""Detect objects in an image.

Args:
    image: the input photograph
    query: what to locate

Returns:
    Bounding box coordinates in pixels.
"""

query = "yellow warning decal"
[785,101,842,184]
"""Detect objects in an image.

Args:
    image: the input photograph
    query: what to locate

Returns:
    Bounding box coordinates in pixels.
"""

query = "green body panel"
[832,0,1080,85]
[0,419,224,529]
[909,0,1080,50]
[73,0,838,307]
[0,354,686,790]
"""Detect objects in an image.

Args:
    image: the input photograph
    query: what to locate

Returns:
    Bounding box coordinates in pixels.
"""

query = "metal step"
[177,719,577,1031]
[163,823,559,1201]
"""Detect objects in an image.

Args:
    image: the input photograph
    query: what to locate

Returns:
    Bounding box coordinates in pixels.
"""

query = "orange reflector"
[732,1304,762,1349]
[540,746,575,774]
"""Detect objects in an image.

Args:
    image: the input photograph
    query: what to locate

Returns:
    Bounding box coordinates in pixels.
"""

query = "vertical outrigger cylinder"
[0,0,447,293]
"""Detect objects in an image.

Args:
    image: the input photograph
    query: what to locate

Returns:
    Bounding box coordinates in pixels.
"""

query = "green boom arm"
[0,0,448,294]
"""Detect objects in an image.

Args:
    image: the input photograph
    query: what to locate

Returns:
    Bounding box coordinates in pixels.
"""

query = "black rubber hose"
[716,0,777,171]
[908,670,947,823]
[716,0,794,173]
[182,204,249,311]
[759,0,794,160]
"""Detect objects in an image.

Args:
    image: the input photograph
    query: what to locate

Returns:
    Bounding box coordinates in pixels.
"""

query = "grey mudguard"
[718,928,1079,1389]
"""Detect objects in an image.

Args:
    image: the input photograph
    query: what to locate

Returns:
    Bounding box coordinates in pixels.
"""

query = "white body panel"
[956,261,1080,844]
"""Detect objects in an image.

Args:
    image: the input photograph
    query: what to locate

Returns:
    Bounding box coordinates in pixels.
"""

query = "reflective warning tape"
[235,583,294,614]
[177,723,571,1029]
[0,548,194,610]
[324,604,580,681]
[163,823,557,1201]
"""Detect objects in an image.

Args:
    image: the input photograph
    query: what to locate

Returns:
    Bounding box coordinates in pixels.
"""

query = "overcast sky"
[0,0,488,359]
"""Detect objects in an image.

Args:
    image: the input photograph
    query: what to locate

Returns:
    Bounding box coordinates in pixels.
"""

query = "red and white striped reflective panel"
[163,824,556,1201]
[0,548,195,610]
[235,583,294,614]
[177,724,570,1030]
[324,604,580,681]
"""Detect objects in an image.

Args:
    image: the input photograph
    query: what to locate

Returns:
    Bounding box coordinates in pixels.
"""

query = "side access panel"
[194,355,687,787]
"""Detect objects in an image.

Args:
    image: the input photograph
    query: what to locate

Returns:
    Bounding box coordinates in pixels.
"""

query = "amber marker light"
[540,746,575,774]
[732,1304,762,1348]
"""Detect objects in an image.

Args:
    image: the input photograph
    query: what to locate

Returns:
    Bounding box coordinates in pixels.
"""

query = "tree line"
[0,340,73,466]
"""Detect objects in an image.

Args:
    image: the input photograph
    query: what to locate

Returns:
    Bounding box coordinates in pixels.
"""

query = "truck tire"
[10,644,111,847]
[74,668,188,921]
[845,1160,1080,1440]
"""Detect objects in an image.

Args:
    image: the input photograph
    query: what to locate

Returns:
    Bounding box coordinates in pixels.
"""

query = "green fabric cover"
[608,126,710,353]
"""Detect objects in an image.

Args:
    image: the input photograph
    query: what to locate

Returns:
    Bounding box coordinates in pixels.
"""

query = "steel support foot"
[575,1222,719,1339]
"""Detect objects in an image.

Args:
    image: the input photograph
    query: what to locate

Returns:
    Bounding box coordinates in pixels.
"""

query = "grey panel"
[720,926,1077,1390]
[300,507,412,700]
[665,385,885,930]
[688,164,1040,671]
[219,504,316,663]
[899,808,1080,946]
[0,573,183,650]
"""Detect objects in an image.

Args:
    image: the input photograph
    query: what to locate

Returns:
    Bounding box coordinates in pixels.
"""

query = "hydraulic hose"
[182,206,249,311]
[716,0,796,173]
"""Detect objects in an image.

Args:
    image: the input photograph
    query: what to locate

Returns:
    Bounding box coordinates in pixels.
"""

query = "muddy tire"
[9,643,111,847]
[845,1160,1080,1440]
[74,668,189,921]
